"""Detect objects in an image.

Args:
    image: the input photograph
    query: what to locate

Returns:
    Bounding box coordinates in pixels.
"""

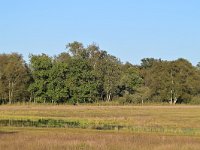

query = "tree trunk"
[8,81,11,104]
[108,93,111,101]
[106,92,109,101]
[169,89,173,104]
[107,92,112,101]
[11,82,14,103]
[170,70,174,105]
[173,94,177,104]
[8,81,15,104]
[106,91,112,102]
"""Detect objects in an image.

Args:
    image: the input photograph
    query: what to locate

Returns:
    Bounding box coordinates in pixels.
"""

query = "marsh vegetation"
[0,105,200,149]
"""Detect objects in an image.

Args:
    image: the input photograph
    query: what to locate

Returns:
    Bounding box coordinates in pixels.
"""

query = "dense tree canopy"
[0,53,30,104]
[0,42,200,104]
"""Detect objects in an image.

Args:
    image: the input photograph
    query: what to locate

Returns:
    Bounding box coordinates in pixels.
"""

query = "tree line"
[0,41,200,105]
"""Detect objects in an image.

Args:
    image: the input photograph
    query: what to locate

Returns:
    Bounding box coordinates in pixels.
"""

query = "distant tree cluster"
[0,42,200,104]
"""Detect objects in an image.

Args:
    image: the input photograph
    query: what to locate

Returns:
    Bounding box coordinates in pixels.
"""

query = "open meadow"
[0,105,200,150]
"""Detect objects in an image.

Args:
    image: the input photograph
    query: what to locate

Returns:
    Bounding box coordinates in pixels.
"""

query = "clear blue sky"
[0,0,200,65]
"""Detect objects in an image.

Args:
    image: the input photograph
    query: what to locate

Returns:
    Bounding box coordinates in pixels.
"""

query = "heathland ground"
[0,105,200,150]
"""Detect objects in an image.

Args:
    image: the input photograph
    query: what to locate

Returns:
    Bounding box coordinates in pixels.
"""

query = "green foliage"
[140,58,200,104]
[120,63,143,95]
[103,55,122,101]
[28,54,53,103]
[190,96,200,105]
[1,42,200,104]
[0,53,30,103]
[47,61,69,103]
[67,58,98,103]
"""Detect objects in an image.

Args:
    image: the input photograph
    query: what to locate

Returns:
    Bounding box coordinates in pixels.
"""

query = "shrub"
[118,94,143,104]
[190,96,200,105]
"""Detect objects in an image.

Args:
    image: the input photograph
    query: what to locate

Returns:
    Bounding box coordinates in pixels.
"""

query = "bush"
[118,94,143,104]
[0,99,7,105]
[190,96,200,105]
[118,97,127,105]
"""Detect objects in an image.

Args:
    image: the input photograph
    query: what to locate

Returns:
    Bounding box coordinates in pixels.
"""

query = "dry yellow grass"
[1,105,200,128]
[0,105,200,149]
[0,127,200,150]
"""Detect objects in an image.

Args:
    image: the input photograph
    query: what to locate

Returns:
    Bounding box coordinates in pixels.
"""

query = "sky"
[0,0,200,65]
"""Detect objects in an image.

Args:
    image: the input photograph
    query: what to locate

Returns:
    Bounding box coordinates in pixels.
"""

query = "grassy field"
[0,105,200,150]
